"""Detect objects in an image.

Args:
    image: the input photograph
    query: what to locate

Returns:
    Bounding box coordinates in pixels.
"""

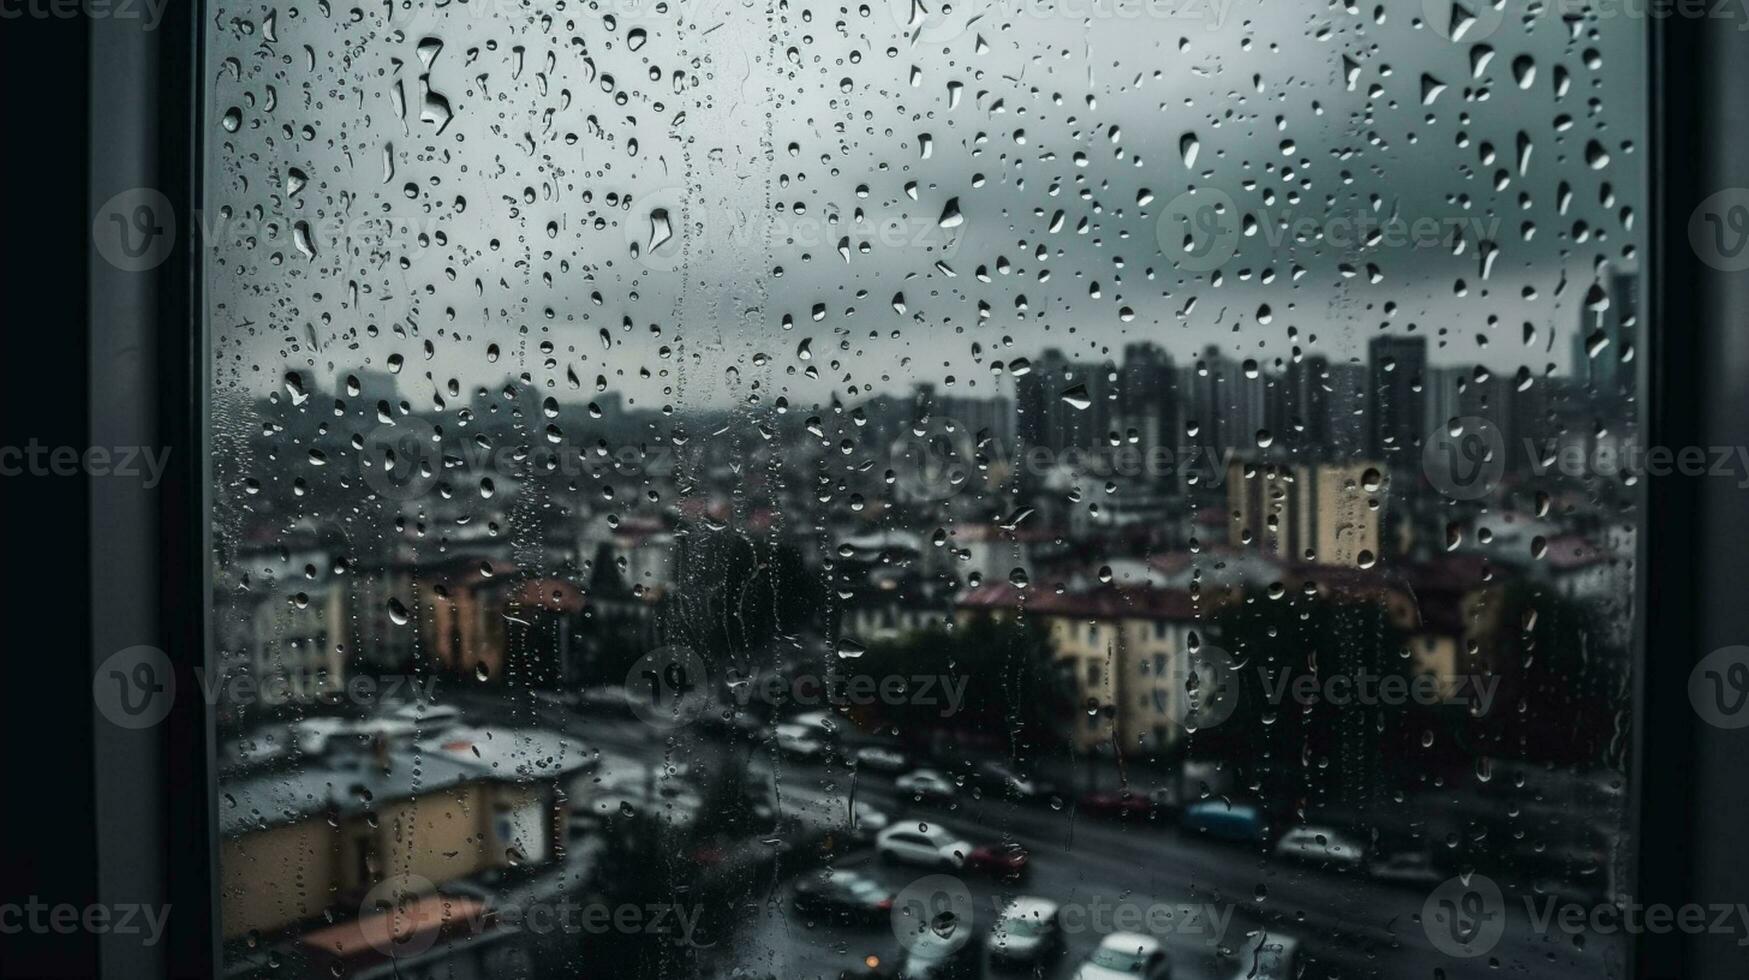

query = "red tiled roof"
[298,895,489,963]
[957,583,1205,621]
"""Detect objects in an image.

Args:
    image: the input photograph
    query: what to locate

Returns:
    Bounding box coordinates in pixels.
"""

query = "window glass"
[207,2,1643,978]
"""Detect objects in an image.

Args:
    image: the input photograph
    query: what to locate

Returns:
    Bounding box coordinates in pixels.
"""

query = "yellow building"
[1226,459,1386,567]
[956,584,1221,752]
[219,728,591,941]
[249,586,346,702]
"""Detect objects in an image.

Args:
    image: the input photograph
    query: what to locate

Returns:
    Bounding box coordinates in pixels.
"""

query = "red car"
[1079,791,1154,819]
[964,841,1030,881]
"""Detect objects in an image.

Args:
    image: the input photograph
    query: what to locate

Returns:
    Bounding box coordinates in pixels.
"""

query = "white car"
[853,745,910,772]
[848,802,891,839]
[344,716,419,744]
[775,723,828,759]
[787,710,839,740]
[776,788,890,840]
[290,717,349,755]
[988,896,1065,969]
[1225,932,1300,980]
[1273,826,1365,869]
[1073,933,1170,980]
[588,774,703,824]
[876,823,971,869]
[895,768,956,801]
[391,700,462,730]
[222,731,291,768]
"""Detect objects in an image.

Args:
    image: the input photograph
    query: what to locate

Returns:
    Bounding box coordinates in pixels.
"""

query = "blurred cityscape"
[213,272,1640,980]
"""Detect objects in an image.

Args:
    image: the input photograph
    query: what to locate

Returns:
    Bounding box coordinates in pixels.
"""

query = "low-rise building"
[219,727,593,942]
[249,585,345,705]
[956,584,1218,752]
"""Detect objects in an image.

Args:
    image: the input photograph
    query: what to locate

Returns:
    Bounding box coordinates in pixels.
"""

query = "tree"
[1204,590,1420,819]
[847,616,1074,753]
[1462,583,1629,769]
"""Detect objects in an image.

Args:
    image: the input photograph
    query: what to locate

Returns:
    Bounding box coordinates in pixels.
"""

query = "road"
[450,690,1630,980]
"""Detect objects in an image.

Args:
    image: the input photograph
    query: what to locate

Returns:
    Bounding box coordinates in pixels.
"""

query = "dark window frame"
[11,4,1737,979]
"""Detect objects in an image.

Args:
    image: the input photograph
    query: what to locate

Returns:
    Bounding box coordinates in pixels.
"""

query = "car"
[1080,791,1153,819]
[855,745,912,773]
[588,773,704,824]
[963,842,1030,882]
[1180,801,1267,843]
[776,723,829,759]
[578,687,639,714]
[344,716,420,745]
[877,823,972,869]
[792,869,897,924]
[840,950,903,980]
[978,763,1057,801]
[787,710,840,741]
[390,700,462,729]
[901,925,986,980]
[1367,850,1443,887]
[1072,932,1170,980]
[987,897,1065,971]
[290,717,349,755]
[1272,826,1365,869]
[848,802,893,840]
[220,731,291,770]
[895,769,957,802]
[1224,931,1300,980]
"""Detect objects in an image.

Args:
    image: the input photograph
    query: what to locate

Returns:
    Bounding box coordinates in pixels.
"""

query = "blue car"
[1180,801,1267,843]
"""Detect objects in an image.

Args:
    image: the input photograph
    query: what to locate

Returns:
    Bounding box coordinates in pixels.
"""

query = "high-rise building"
[1427,365,1518,465]
[1184,345,1268,456]
[1423,364,1467,439]
[352,367,401,405]
[1227,458,1387,566]
[1367,335,1427,463]
[1118,342,1179,467]
[1572,267,1638,412]
[1016,348,1113,454]
[1325,360,1369,458]
[1283,354,1333,456]
[915,383,1015,455]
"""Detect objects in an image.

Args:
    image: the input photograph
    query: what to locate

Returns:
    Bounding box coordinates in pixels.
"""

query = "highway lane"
[447,693,1628,978]
[748,756,1625,979]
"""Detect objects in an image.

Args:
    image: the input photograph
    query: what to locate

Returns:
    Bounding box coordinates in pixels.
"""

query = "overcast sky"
[205,0,1644,415]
